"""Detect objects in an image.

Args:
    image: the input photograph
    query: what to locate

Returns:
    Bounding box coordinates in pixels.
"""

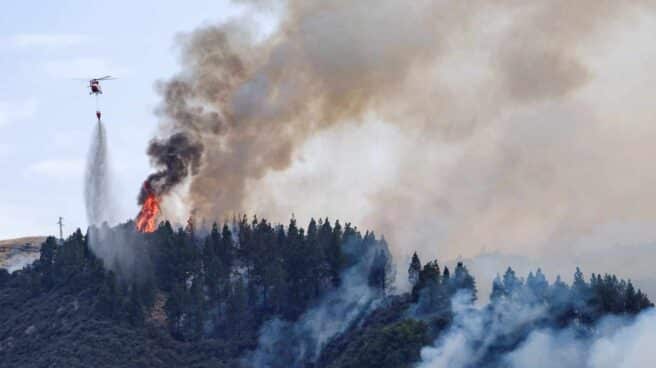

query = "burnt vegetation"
[0,217,651,368]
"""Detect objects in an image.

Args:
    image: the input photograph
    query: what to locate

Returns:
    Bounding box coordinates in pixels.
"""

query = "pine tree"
[368,248,392,296]
[527,268,548,303]
[502,267,521,296]
[202,227,222,302]
[636,289,654,310]
[412,260,440,303]
[442,266,453,296]
[572,267,587,294]
[490,274,505,301]
[265,256,288,315]
[126,282,144,327]
[442,266,450,282]
[220,223,234,271]
[415,260,448,314]
[454,262,477,302]
[408,252,421,288]
[96,270,119,319]
[188,277,206,341]
[154,221,177,291]
[226,277,250,338]
[571,268,595,322]
[139,276,157,310]
[237,215,254,270]
[625,280,638,313]
[165,282,186,339]
[548,275,573,324]
[38,236,58,289]
[327,220,344,287]
[420,261,441,288]
[282,217,310,316]
[307,218,318,247]
[39,236,57,266]
[0,268,9,287]
[28,267,41,296]
[305,218,323,297]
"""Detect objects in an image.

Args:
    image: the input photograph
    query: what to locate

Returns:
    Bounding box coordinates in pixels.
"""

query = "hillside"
[0,237,45,272]
[0,219,651,368]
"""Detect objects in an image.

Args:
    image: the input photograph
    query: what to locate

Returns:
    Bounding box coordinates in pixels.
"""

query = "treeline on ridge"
[0,216,652,368]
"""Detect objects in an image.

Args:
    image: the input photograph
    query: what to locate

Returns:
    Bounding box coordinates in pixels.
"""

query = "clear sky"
[0,1,246,238]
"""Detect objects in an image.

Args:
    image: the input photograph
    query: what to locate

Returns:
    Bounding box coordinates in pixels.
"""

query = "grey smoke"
[146,0,656,294]
[139,132,203,203]
[236,0,656,285]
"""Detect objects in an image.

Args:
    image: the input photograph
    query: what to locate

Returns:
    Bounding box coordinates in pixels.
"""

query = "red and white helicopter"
[82,75,116,121]
[88,75,115,95]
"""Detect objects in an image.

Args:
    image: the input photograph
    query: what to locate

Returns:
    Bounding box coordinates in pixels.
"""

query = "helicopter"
[87,75,116,95]
[80,75,116,121]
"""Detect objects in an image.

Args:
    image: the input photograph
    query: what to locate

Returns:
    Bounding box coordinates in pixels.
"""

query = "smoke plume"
[418,292,656,368]
[138,132,202,204]
[145,0,656,287]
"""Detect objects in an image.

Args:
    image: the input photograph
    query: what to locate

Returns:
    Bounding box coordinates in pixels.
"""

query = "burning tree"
[136,133,202,232]
[136,182,160,233]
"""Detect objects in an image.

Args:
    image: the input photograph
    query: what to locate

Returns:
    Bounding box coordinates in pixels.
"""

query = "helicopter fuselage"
[89,80,102,95]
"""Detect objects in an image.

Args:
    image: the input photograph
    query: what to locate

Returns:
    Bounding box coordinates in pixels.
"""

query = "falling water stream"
[84,120,116,226]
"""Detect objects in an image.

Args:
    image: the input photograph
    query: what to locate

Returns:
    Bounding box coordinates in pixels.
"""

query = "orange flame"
[136,192,160,233]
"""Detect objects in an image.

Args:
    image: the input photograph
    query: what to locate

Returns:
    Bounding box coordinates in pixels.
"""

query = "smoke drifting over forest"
[418,292,656,368]
[144,0,656,285]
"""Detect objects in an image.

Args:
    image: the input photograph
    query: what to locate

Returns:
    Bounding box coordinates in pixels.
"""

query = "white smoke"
[146,0,656,295]
[504,311,656,368]
[586,310,656,368]
[246,240,384,367]
[418,293,656,368]
[222,1,656,294]
[5,252,40,273]
[417,291,545,368]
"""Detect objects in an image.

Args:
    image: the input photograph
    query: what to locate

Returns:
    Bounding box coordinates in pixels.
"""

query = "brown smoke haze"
[147,0,656,288]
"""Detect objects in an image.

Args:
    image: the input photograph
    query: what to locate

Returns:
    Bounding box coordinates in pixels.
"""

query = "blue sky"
[0,1,246,238]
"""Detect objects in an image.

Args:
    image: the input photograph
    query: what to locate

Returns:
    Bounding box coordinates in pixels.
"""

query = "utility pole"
[57,217,64,243]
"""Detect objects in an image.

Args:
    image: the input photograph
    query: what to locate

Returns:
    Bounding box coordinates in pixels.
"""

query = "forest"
[0,217,652,368]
